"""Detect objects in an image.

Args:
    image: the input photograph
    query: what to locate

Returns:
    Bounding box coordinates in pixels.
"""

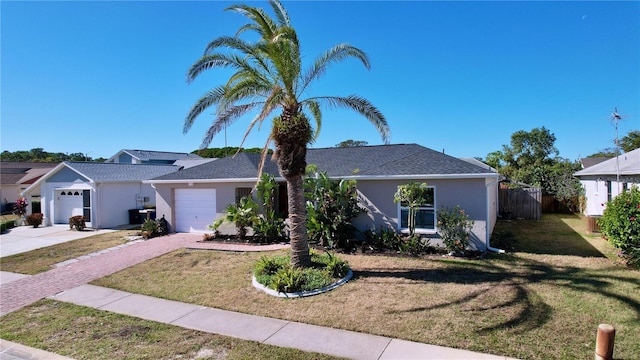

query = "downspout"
[486,177,505,253]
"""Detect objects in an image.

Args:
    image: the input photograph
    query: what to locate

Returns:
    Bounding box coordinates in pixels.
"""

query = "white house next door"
[175,188,216,232]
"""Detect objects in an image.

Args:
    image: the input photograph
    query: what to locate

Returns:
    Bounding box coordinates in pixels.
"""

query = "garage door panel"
[175,189,217,233]
[55,191,83,224]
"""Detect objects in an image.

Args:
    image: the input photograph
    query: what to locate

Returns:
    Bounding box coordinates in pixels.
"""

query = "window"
[398,186,436,232]
[235,187,252,205]
[606,181,612,202]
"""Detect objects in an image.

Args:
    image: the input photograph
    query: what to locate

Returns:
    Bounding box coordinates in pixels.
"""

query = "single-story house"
[21,162,181,228]
[574,148,640,217]
[0,162,59,213]
[18,150,215,228]
[147,144,502,251]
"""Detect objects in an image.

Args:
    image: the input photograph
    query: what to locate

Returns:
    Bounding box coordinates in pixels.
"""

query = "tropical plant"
[210,196,259,239]
[253,250,349,293]
[394,182,429,236]
[598,186,640,268]
[254,173,286,242]
[183,0,389,267]
[305,171,365,249]
[437,206,474,254]
[14,197,28,216]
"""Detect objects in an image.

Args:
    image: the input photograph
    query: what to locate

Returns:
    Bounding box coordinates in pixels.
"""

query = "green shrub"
[253,252,349,293]
[140,216,169,239]
[364,225,403,251]
[210,196,258,240]
[599,186,640,268]
[272,267,305,293]
[437,205,474,254]
[26,213,43,228]
[1,217,17,232]
[254,174,286,242]
[305,171,365,249]
[254,255,289,276]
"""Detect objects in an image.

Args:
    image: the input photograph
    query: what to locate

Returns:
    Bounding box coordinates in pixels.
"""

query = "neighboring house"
[21,162,179,228]
[579,157,611,170]
[0,162,59,212]
[105,149,204,165]
[574,148,640,217]
[147,144,502,251]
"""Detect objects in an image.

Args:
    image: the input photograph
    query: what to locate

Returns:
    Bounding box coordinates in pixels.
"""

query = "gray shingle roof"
[575,148,640,177]
[151,144,495,181]
[121,150,202,161]
[65,162,179,182]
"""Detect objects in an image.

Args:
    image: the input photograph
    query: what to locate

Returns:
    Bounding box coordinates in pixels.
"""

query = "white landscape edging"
[252,269,353,298]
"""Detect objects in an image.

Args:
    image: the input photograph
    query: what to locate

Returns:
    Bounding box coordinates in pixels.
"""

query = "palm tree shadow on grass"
[352,256,640,334]
[495,214,605,257]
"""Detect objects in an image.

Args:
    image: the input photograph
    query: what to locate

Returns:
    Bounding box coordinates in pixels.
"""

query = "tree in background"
[620,130,640,152]
[192,147,264,158]
[335,140,369,147]
[183,0,389,268]
[1,148,103,162]
[482,127,583,207]
[586,130,640,158]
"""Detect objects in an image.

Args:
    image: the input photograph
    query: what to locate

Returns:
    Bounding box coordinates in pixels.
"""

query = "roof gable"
[151,144,496,182]
[105,149,203,163]
[575,148,640,177]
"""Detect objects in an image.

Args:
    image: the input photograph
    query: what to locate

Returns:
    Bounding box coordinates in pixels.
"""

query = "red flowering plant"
[598,185,640,269]
[437,205,474,255]
[14,197,28,216]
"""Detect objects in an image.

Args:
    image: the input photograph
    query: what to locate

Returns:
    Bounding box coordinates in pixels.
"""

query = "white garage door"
[55,190,83,224]
[175,188,217,233]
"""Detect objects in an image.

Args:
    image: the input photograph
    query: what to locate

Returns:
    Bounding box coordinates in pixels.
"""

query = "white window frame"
[397,186,436,234]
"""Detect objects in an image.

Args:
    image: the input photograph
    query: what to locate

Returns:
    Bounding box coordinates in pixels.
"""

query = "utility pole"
[611,108,623,194]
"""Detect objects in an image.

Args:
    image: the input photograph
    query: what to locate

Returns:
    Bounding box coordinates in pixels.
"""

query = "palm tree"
[183,0,390,268]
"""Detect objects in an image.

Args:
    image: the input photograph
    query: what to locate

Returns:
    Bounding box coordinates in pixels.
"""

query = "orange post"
[595,324,615,360]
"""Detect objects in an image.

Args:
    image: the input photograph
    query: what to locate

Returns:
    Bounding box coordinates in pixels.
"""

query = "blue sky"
[2,1,638,161]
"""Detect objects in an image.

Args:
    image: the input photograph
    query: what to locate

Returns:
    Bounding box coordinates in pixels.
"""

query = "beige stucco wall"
[154,176,499,251]
[354,178,492,250]
[154,181,257,233]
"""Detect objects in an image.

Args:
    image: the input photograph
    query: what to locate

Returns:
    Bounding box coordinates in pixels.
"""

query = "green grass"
[2,214,639,360]
[0,230,136,274]
[0,300,343,360]
[91,214,640,360]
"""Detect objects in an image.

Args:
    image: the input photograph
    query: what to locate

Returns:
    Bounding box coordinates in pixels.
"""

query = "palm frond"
[226,4,278,40]
[183,86,226,133]
[299,43,370,96]
[203,36,253,56]
[200,103,261,148]
[303,100,322,141]
[186,53,242,84]
[310,95,390,144]
[269,0,290,27]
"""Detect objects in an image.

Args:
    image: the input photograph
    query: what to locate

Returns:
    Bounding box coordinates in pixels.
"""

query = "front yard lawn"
[1,214,638,359]
[91,214,640,360]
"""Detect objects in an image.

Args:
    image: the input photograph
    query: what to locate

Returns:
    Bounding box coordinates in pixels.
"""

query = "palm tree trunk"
[287,174,311,268]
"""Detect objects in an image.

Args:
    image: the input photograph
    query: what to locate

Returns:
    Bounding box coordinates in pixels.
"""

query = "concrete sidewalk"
[48,283,517,360]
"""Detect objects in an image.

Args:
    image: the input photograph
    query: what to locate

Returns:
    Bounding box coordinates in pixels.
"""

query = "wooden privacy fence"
[499,186,542,220]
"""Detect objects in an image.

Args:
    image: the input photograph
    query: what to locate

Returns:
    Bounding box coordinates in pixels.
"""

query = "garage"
[175,188,217,232]
[55,190,84,224]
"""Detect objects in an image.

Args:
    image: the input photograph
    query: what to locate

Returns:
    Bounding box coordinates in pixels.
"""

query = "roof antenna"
[442,148,445,154]
[610,107,624,192]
